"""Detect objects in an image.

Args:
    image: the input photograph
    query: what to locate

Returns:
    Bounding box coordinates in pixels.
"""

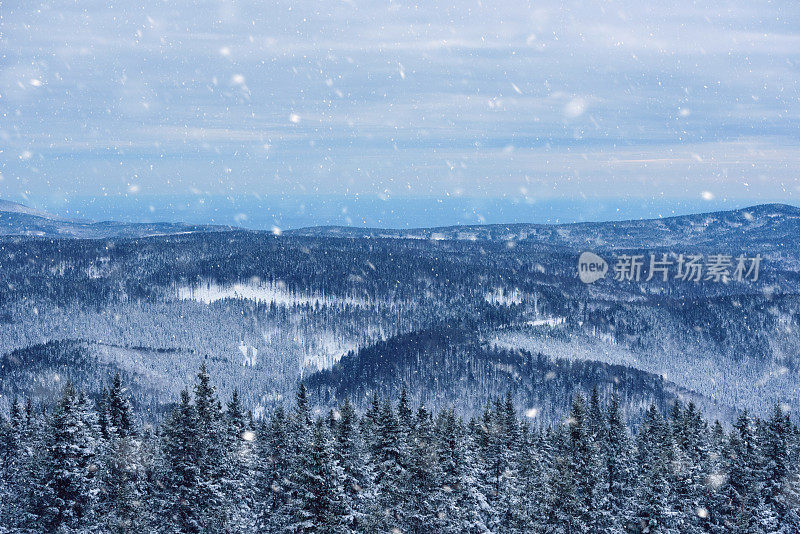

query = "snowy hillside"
[288,204,800,265]
[0,203,799,423]
[0,199,233,239]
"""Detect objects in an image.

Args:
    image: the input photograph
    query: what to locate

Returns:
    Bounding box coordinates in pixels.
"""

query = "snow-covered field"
[493,316,566,330]
[176,280,373,309]
[484,287,525,306]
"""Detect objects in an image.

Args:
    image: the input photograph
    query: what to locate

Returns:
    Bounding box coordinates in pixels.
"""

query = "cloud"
[1,0,799,205]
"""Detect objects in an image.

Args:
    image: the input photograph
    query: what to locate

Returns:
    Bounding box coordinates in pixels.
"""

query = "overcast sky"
[1,0,799,226]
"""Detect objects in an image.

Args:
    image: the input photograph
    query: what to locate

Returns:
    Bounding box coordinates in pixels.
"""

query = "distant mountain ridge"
[3,198,800,248]
[286,202,800,250]
[0,199,74,220]
[0,199,234,239]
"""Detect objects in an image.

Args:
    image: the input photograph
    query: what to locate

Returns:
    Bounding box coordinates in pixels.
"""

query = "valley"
[1,201,799,425]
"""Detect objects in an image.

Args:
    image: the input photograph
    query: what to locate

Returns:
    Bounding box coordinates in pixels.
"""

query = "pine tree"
[98,373,143,533]
[160,389,202,534]
[192,363,229,531]
[372,398,411,532]
[35,382,100,532]
[605,391,634,533]
[333,398,376,530]
[287,421,349,533]
[224,390,257,532]
[634,405,677,534]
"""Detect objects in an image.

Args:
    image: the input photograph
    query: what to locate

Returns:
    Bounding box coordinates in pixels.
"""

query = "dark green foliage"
[1,369,799,533]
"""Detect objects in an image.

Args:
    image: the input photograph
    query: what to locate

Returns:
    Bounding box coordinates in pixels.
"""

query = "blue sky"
[1,0,799,228]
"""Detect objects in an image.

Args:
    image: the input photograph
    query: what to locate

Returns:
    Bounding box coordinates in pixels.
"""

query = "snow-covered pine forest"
[1,367,798,534]
[3,216,800,424]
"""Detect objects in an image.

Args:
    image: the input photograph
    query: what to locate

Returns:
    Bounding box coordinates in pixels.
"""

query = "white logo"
[577,251,762,284]
[578,252,608,284]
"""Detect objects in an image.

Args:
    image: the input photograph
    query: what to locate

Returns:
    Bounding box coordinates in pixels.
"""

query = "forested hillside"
[5,0,800,526]
[304,325,733,427]
[1,204,800,425]
[1,370,798,533]
[0,199,232,239]
[287,203,800,261]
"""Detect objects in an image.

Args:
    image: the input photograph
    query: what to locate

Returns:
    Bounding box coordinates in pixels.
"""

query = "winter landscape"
[4,0,800,531]
[0,200,799,532]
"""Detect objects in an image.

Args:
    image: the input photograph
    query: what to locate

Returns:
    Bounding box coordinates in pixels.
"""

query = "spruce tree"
[545,423,583,533]
[718,410,762,531]
[634,405,677,534]
[605,391,634,533]
[107,373,134,438]
[98,373,143,533]
[284,383,319,532]
[287,421,348,533]
[225,390,257,532]
[436,409,491,533]
[192,363,229,531]
[256,405,292,532]
[567,393,595,532]
[517,423,548,532]
[761,404,792,530]
[372,398,410,532]
[406,405,445,534]
[0,411,13,532]
[160,389,202,534]
[10,398,44,531]
[36,382,100,532]
[669,402,710,534]
[333,398,376,530]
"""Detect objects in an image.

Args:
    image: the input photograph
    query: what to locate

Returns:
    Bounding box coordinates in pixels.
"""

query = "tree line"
[1,366,799,533]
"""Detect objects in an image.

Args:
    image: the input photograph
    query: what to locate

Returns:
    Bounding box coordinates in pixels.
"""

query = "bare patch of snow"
[484,287,524,306]
[176,280,372,309]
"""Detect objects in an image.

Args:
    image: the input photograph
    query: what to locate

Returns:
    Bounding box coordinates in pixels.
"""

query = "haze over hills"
[288,202,800,249]
[0,199,233,239]
[0,199,64,219]
[3,197,799,239]
[4,197,800,250]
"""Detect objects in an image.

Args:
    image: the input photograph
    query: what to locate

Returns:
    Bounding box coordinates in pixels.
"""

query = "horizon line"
[3,196,799,233]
